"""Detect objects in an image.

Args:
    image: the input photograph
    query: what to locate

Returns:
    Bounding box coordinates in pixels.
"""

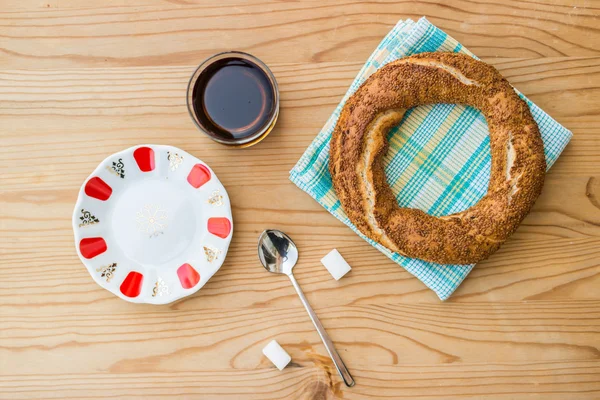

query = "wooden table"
[1,1,599,399]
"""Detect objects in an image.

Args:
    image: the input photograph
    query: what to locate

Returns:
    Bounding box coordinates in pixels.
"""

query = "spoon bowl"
[258,229,298,276]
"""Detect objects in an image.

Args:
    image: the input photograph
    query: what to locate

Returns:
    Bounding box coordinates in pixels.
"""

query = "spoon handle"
[288,273,355,387]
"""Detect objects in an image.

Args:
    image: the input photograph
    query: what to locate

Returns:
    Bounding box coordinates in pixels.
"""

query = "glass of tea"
[186,51,280,148]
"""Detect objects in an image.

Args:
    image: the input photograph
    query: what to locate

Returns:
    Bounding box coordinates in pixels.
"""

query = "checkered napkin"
[289,17,572,300]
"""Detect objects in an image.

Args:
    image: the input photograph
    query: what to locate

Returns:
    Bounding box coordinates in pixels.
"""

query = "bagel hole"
[381,104,491,217]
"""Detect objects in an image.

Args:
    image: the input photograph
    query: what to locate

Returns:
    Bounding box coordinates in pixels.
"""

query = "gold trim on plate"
[96,263,117,282]
[79,208,99,227]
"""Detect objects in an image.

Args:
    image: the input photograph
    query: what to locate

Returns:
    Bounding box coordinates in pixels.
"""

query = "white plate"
[72,145,233,304]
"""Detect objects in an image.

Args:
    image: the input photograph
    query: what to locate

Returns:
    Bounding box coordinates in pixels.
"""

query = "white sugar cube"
[262,340,291,371]
[321,249,352,280]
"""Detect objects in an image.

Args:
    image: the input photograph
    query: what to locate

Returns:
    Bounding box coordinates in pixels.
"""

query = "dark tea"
[188,53,279,146]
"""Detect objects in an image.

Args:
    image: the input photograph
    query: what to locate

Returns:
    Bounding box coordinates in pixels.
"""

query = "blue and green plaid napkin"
[289,17,572,300]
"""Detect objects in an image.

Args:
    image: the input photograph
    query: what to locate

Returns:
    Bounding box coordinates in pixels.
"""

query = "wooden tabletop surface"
[1,1,599,399]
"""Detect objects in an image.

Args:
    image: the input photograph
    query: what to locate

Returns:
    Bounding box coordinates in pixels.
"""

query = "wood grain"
[1,0,599,399]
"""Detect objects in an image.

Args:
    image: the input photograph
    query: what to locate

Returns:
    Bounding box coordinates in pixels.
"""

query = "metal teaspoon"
[257,229,355,387]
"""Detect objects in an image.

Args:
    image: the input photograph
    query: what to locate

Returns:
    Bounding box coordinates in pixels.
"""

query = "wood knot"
[586,177,600,210]
[303,381,338,400]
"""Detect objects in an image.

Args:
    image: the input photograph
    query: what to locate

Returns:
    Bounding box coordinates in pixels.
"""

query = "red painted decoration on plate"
[207,217,231,238]
[177,263,200,289]
[187,164,211,188]
[85,177,112,201]
[120,271,143,297]
[79,237,107,259]
[134,147,155,172]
